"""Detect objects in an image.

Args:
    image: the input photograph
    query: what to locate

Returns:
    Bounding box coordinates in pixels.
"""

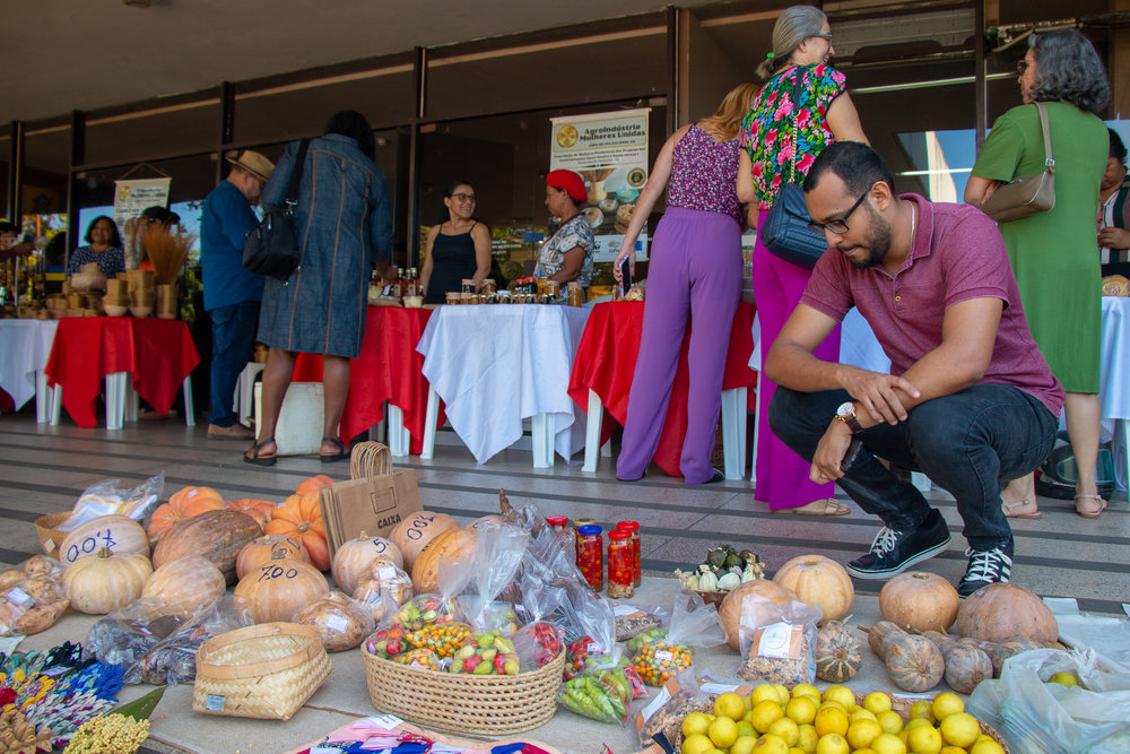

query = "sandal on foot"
[1002,496,1042,520]
[776,498,851,516]
[243,437,278,467]
[704,469,726,484]
[320,436,349,463]
[1075,494,1107,519]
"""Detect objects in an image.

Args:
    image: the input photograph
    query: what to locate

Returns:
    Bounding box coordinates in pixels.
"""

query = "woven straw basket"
[34,511,72,555]
[193,623,332,721]
[362,644,566,735]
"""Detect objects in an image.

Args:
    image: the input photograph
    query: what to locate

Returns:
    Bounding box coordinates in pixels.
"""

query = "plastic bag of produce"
[294,591,376,652]
[968,647,1130,754]
[631,590,727,686]
[614,603,670,642]
[55,473,164,532]
[631,668,712,750]
[512,621,565,670]
[458,520,529,633]
[736,597,820,685]
[0,556,68,636]
[352,561,414,624]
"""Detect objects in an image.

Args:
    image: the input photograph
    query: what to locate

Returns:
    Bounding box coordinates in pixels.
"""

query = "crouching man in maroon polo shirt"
[765,142,1064,596]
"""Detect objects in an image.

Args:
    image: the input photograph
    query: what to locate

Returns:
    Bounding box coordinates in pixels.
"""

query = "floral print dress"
[740,63,847,210]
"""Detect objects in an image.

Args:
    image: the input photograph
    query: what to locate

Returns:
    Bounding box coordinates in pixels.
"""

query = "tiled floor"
[3,413,1127,614]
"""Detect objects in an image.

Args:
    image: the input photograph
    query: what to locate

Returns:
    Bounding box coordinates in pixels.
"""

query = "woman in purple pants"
[614,83,760,484]
[738,5,868,514]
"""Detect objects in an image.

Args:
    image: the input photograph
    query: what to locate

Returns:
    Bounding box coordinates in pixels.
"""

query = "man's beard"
[843,208,891,269]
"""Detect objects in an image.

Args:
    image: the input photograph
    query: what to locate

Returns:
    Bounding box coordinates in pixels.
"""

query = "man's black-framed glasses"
[808,191,869,235]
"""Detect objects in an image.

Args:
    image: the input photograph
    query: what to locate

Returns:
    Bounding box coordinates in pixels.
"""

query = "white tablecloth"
[0,320,58,409]
[1099,297,1129,489]
[749,307,889,373]
[417,305,592,464]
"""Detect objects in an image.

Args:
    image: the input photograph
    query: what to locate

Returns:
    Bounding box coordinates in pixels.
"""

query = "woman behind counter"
[67,215,125,277]
[420,181,492,304]
[535,169,595,289]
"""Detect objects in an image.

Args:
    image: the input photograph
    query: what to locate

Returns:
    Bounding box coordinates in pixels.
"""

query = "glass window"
[23,122,71,272]
[0,125,9,221]
[84,100,221,166]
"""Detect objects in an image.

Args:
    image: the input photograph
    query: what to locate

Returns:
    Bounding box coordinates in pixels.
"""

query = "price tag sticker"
[754,623,801,660]
[655,650,674,662]
[324,614,349,633]
[700,682,742,695]
[587,642,602,655]
[377,565,398,581]
[205,694,225,712]
[613,603,641,617]
[5,588,33,607]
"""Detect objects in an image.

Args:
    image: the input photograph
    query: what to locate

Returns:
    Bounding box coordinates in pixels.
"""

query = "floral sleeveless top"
[666,125,742,221]
[740,63,847,210]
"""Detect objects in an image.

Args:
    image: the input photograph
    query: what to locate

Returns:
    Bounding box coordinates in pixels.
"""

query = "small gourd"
[815,620,863,683]
[942,642,994,694]
[880,633,944,692]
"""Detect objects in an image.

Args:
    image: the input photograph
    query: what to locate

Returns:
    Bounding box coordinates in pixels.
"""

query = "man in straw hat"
[202,149,275,439]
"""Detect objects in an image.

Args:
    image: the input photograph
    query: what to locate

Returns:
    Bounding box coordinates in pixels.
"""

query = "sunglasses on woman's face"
[1016,60,1030,75]
[451,193,477,204]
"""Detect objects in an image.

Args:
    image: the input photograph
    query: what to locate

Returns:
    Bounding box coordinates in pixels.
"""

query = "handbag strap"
[284,139,310,206]
[1033,102,1055,174]
[788,68,804,185]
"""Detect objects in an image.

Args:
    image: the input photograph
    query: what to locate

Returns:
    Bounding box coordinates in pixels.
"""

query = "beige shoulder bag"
[980,102,1056,223]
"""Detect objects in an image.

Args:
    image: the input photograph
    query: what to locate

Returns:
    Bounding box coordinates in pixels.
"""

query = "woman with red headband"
[536,169,595,289]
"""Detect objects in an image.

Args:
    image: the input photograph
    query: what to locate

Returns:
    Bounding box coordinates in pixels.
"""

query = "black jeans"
[769,384,1057,550]
[208,300,260,427]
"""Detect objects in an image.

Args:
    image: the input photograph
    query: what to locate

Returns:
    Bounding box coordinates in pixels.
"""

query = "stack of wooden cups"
[128,269,155,318]
[103,278,130,317]
[156,283,178,320]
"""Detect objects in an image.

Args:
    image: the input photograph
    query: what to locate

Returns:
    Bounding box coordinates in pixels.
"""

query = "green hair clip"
[766,52,775,59]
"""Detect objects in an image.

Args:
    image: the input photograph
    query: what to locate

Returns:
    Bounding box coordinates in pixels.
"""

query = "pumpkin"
[330,531,403,594]
[863,621,907,656]
[815,620,863,683]
[141,555,226,618]
[233,555,329,623]
[265,491,329,571]
[236,534,311,580]
[60,515,149,567]
[772,554,854,624]
[294,592,374,652]
[411,527,477,593]
[63,547,152,614]
[224,498,276,531]
[880,633,945,692]
[879,571,959,633]
[147,486,224,541]
[389,512,457,570]
[152,509,262,585]
[296,475,335,496]
[953,582,1058,644]
[718,580,799,650]
[942,642,994,694]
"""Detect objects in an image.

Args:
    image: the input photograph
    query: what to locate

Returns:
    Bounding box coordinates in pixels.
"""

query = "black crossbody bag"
[242,139,310,280]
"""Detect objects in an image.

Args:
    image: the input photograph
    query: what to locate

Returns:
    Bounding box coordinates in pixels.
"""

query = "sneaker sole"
[845,535,952,580]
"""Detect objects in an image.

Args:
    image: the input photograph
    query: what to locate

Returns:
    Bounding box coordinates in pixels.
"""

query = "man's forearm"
[765,341,854,392]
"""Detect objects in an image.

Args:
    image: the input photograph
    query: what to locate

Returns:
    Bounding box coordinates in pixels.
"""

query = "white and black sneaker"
[958,545,1013,597]
[845,508,951,580]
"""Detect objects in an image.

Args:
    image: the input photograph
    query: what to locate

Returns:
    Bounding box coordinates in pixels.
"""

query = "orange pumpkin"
[390,512,457,570]
[233,555,329,623]
[772,554,854,624]
[411,527,477,594]
[236,534,311,580]
[718,579,798,650]
[296,475,335,496]
[265,491,329,571]
[225,498,276,531]
[147,486,224,541]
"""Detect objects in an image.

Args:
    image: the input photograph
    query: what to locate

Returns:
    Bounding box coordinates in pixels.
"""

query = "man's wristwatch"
[835,401,863,434]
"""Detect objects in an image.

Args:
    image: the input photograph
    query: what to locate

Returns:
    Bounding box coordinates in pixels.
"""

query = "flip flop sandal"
[1074,494,1107,519]
[320,436,349,463]
[704,469,726,484]
[243,436,278,467]
[1002,496,1042,519]
[776,498,851,516]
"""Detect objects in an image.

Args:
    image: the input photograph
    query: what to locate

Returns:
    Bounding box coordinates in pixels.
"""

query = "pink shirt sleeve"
[940,212,1012,309]
[800,249,853,321]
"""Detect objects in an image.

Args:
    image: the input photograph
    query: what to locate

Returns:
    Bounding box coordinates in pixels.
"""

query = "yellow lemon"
[906,718,934,732]
[731,736,757,754]
[746,694,755,711]
[682,734,713,754]
[814,733,849,754]
[814,706,849,738]
[819,701,846,713]
[931,692,964,722]
[1048,671,1078,687]
[908,700,935,723]
[847,719,883,750]
[855,750,877,754]
[752,700,786,734]
[940,748,967,754]
[870,732,907,754]
[717,692,750,721]
[851,708,878,723]
[772,684,791,706]
[787,696,818,725]
[704,750,725,754]
[709,716,740,749]
[939,713,980,748]
[877,710,904,735]
[751,734,789,754]
[769,718,800,747]
[906,723,943,754]
[898,729,909,746]
[737,721,756,738]
[789,749,806,754]
[744,710,758,725]
[753,685,781,706]
[796,724,818,754]
[970,741,1006,754]
[683,712,712,738]
[823,686,855,708]
[792,683,821,701]
[863,692,893,715]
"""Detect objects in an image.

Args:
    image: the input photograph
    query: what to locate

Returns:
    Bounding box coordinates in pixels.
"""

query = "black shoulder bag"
[242,139,310,280]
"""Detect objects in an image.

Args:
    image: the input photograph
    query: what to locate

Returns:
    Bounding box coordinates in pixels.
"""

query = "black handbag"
[760,71,829,269]
[242,139,310,280]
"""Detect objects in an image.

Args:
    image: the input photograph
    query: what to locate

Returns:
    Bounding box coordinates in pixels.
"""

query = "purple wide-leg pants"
[752,209,840,509]
[617,207,742,484]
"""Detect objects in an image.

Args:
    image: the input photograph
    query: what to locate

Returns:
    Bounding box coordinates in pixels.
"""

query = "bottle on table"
[575,524,604,592]
[615,520,642,587]
[405,268,419,297]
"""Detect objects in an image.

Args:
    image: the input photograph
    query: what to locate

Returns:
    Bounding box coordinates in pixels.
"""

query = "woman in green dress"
[966,30,1110,519]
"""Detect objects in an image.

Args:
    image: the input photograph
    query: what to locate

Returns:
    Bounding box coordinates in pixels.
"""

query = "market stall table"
[43,317,199,430]
[291,306,444,456]
[0,318,58,423]
[568,301,757,480]
[417,304,591,468]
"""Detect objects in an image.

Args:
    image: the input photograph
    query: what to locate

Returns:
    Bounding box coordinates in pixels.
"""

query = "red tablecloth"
[44,317,201,428]
[568,301,757,477]
[292,306,444,454]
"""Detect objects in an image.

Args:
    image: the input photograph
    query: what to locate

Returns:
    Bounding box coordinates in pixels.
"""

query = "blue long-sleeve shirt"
[201,180,264,311]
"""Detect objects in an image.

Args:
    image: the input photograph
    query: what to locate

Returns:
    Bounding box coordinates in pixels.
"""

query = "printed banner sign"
[112,177,172,228]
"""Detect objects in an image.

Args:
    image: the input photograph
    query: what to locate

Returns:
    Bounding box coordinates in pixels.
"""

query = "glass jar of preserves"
[545,280,561,300]
[567,282,583,307]
[607,528,634,598]
[461,278,477,295]
[575,524,603,591]
[482,279,497,296]
[546,515,569,533]
[616,520,641,587]
[445,291,461,306]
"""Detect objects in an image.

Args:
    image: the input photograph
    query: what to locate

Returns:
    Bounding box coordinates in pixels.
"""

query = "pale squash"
[718,579,798,650]
[330,531,403,594]
[879,571,960,634]
[147,486,224,541]
[815,620,863,683]
[152,509,262,584]
[942,642,994,694]
[954,582,1058,644]
[772,554,854,624]
[224,498,276,531]
[265,491,330,571]
[881,633,944,693]
[236,534,311,580]
[60,515,149,567]
[411,527,477,593]
[233,555,329,623]
[63,548,152,615]
[142,555,226,618]
[389,512,457,569]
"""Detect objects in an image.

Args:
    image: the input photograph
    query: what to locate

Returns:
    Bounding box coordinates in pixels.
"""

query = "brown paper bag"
[318,441,422,559]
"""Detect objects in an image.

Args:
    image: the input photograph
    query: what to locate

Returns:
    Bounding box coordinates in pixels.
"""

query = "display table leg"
[236,362,265,428]
[421,386,439,461]
[106,372,127,430]
[387,405,409,457]
[582,390,603,473]
[50,385,63,426]
[124,382,139,423]
[35,371,50,424]
[750,372,761,483]
[531,412,555,470]
[721,388,747,481]
[1122,419,1130,494]
[183,377,195,427]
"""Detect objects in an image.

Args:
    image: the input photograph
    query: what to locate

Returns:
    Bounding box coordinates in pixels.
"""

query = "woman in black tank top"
[421,181,492,304]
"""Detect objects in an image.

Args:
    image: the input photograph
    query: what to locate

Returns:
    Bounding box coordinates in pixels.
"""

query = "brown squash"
[60,515,149,567]
[151,509,262,585]
[772,554,854,624]
[233,554,329,623]
[880,633,945,693]
[942,642,994,694]
[815,620,863,683]
[879,571,960,633]
[141,555,226,618]
[147,486,225,541]
[236,534,311,580]
[718,579,799,651]
[390,512,457,570]
[224,498,276,531]
[411,527,477,593]
[954,582,1058,644]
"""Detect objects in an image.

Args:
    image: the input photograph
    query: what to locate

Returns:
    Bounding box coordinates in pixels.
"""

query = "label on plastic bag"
[5,588,34,607]
[366,713,404,730]
[753,622,803,660]
[324,614,349,633]
[377,565,397,581]
[205,694,225,712]
[655,650,674,662]
[640,685,671,721]
[613,604,643,617]
[700,682,742,695]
